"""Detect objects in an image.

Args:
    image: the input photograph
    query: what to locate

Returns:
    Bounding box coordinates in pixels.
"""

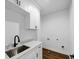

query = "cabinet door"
[35,45,42,59]
[30,13,36,29]
[18,0,25,9]
[8,0,22,7]
[29,6,40,29]
[38,45,42,59]
[35,10,40,29]
[8,0,17,4]
[18,51,36,59]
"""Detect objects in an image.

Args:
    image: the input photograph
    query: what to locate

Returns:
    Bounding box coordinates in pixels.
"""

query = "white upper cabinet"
[8,0,21,6]
[7,0,28,13]
[23,2,40,29]
[28,6,40,29]
[8,0,18,5]
[7,0,40,29]
[24,9,40,30]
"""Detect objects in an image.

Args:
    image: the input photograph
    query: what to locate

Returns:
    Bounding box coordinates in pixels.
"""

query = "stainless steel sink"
[5,45,30,58]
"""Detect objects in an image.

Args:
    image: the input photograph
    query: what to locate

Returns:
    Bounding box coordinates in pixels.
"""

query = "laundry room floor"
[43,48,69,59]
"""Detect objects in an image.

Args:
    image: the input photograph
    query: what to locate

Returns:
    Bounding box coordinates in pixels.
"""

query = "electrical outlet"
[47,38,50,40]
[61,45,64,48]
[56,38,59,40]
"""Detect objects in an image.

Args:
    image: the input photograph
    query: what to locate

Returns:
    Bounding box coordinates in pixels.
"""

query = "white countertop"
[5,41,42,59]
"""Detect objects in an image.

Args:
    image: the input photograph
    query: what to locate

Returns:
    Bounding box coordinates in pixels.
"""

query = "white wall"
[69,0,74,54]
[5,8,22,46]
[5,7,37,46]
[5,21,19,46]
[40,9,73,55]
[19,14,37,42]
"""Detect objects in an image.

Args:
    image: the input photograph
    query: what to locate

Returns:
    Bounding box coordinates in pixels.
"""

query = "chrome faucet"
[14,35,20,47]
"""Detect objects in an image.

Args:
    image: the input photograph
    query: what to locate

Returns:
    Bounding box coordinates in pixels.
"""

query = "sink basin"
[17,45,29,53]
[5,45,30,58]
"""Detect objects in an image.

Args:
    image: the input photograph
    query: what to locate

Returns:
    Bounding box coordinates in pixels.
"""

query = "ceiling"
[6,0,72,16]
[32,0,72,16]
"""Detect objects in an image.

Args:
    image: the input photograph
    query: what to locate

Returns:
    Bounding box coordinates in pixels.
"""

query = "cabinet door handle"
[16,0,19,4]
[36,53,38,58]
[19,1,21,6]
[35,26,37,29]
[39,46,41,48]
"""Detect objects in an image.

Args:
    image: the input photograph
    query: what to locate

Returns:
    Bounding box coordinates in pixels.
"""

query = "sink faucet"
[14,35,20,47]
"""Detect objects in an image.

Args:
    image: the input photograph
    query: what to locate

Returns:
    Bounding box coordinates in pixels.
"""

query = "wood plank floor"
[43,48,69,59]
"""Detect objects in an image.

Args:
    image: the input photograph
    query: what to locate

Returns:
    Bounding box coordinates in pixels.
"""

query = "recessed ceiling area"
[33,0,72,16]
